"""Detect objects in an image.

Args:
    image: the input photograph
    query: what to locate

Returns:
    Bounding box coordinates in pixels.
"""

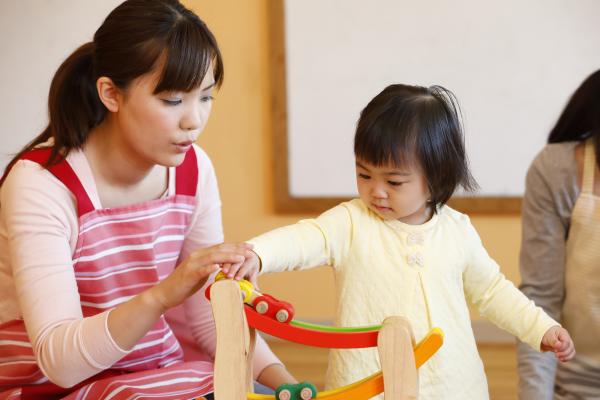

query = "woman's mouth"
[174,140,194,153]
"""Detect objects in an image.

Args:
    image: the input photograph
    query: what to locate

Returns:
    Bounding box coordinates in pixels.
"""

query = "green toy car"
[275,382,318,400]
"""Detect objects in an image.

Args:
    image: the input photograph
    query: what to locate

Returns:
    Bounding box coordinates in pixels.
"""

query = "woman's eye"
[200,95,214,103]
[161,99,182,106]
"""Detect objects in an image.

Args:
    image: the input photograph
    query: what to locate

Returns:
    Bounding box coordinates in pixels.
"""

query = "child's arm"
[226,203,354,278]
[460,217,573,361]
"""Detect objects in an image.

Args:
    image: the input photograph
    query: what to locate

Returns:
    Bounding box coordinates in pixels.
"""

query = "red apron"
[0,148,213,399]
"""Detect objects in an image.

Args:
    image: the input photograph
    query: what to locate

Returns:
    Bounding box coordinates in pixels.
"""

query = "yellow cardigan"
[250,199,557,400]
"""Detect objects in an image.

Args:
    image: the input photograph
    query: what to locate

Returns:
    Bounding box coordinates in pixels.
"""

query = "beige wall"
[186,0,523,322]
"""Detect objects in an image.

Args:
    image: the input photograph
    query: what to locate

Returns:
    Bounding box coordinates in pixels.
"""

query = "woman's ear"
[96,76,121,112]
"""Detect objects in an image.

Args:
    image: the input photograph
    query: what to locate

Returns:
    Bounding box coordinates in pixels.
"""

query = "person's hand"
[541,325,575,362]
[148,242,254,312]
[221,248,261,286]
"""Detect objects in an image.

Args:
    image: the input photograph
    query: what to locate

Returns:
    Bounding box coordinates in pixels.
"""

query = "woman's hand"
[221,249,261,286]
[541,325,575,362]
[148,242,255,312]
[108,243,254,351]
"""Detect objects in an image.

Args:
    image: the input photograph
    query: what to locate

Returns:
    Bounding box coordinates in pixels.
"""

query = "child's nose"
[371,184,387,198]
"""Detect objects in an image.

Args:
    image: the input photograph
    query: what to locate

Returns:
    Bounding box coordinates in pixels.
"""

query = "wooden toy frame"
[210,280,443,399]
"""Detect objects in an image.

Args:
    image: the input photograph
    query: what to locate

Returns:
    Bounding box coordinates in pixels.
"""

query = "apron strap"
[175,147,198,196]
[582,139,596,194]
[13,149,95,218]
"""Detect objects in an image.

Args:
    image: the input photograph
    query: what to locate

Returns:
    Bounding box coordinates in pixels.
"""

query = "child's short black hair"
[354,84,478,210]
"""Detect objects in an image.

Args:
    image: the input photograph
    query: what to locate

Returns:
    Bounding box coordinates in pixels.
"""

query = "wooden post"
[211,280,254,399]
[378,316,419,399]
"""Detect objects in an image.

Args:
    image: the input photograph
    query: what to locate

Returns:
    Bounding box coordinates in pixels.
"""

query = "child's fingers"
[226,262,243,279]
[552,338,565,352]
[233,262,256,281]
[248,271,259,287]
[557,345,575,362]
[554,334,575,362]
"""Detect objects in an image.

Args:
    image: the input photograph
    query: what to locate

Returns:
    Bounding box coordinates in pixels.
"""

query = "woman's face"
[112,63,216,168]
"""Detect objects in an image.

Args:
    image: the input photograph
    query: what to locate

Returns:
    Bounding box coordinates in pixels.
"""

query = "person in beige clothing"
[518,69,600,400]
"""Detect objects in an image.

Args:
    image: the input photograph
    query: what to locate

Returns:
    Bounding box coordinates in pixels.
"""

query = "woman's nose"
[180,107,203,131]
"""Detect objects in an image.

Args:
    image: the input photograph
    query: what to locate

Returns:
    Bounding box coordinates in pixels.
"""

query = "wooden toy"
[208,272,295,323]
[209,279,444,399]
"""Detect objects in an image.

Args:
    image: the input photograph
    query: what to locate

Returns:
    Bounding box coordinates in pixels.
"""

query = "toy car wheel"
[277,389,291,400]
[239,280,254,303]
[275,309,289,323]
[300,387,315,399]
[255,300,269,314]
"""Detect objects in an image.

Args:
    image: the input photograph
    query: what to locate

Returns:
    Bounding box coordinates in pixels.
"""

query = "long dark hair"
[354,84,478,212]
[4,0,223,175]
[548,69,600,166]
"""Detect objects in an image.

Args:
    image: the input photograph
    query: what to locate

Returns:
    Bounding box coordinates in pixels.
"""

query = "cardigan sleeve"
[249,202,354,274]
[461,215,558,351]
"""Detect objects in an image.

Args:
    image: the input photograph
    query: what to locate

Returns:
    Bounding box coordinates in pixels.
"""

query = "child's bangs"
[153,20,223,94]
[355,113,419,169]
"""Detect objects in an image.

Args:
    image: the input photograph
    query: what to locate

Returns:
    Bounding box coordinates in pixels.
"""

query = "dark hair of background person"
[548,69,600,167]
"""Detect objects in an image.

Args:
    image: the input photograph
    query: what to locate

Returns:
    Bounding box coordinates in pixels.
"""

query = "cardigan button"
[407,253,424,267]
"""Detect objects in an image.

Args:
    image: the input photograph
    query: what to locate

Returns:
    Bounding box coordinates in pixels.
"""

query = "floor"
[266,341,518,399]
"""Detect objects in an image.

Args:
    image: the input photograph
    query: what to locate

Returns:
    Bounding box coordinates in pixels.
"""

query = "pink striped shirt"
[0,144,279,390]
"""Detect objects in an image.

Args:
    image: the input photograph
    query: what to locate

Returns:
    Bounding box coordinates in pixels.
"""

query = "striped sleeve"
[0,160,129,387]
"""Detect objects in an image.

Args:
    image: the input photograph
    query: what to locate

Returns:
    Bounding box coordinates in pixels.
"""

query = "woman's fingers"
[197,251,245,267]
[221,263,232,275]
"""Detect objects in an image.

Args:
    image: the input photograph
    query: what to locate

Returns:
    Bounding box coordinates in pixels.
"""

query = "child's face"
[111,63,215,168]
[356,159,431,224]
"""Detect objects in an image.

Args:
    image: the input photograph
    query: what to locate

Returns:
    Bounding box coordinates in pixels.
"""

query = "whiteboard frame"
[269,1,521,214]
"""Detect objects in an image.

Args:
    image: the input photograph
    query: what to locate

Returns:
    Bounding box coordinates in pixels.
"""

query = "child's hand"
[221,248,261,285]
[541,326,575,362]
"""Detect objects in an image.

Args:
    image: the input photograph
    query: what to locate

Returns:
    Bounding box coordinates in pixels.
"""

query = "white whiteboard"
[0,0,123,171]
[285,0,600,197]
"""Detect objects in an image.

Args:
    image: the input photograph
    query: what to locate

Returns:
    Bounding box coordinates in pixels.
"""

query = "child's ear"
[96,76,122,112]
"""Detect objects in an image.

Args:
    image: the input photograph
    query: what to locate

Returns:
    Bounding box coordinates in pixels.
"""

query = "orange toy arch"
[246,328,443,399]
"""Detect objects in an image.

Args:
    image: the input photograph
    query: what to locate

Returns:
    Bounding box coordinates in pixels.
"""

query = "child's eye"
[358,173,371,180]
[388,181,405,186]
[161,99,182,106]
[200,95,214,103]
